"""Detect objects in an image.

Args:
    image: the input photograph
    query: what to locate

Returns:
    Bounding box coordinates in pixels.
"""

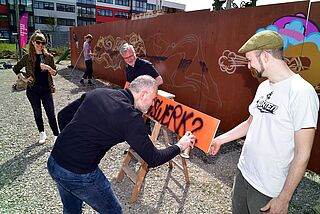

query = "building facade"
[0,0,185,47]
[0,0,35,44]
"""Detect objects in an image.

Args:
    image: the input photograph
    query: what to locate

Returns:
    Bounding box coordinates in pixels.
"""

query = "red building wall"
[96,6,129,23]
[0,5,9,29]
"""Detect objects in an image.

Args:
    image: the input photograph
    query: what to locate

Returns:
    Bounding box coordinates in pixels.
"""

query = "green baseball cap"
[238,30,284,53]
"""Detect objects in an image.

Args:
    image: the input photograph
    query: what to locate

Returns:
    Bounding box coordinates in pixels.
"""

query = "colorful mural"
[219,13,320,92]
[259,13,320,91]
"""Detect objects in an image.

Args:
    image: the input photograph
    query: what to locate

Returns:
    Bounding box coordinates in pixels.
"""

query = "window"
[77,0,95,5]
[147,3,156,10]
[34,1,54,10]
[77,6,95,18]
[0,0,6,5]
[34,16,54,24]
[115,0,129,6]
[132,0,146,12]
[77,19,95,26]
[57,3,75,12]
[97,0,113,3]
[97,9,113,17]
[57,18,75,26]
[114,11,128,18]
[0,30,10,39]
[21,0,27,5]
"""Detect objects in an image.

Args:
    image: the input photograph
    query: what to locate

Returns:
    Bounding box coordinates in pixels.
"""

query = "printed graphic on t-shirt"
[256,91,279,114]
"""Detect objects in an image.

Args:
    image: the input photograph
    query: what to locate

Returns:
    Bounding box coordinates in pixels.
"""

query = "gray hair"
[129,75,157,93]
[119,43,134,55]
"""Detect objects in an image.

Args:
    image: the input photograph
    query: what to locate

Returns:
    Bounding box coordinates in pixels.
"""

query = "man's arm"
[209,115,252,155]
[58,94,86,131]
[261,128,316,214]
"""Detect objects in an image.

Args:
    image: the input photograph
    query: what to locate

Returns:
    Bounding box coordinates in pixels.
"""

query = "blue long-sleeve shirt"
[51,88,180,174]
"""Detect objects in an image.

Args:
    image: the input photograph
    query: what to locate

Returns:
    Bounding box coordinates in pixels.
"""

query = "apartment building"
[95,0,185,24]
[0,0,185,46]
[0,0,34,44]
[34,0,76,46]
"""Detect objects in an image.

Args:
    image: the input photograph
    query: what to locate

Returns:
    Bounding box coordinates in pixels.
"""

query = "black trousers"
[83,59,93,79]
[26,86,59,136]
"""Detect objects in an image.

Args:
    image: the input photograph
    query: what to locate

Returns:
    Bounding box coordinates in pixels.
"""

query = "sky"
[171,0,319,11]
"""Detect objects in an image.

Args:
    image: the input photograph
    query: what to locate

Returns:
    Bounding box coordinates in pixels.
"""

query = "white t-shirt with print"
[238,74,319,197]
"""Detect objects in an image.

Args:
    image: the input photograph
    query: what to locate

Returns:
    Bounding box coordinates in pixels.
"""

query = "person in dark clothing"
[47,75,196,214]
[119,43,163,86]
[80,34,94,85]
[120,43,163,135]
[13,30,59,143]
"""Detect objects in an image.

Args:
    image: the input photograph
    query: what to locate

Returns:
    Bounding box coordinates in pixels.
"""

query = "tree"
[45,15,59,32]
[212,0,226,11]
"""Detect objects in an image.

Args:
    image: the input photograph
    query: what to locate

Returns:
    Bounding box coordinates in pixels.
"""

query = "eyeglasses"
[35,40,46,45]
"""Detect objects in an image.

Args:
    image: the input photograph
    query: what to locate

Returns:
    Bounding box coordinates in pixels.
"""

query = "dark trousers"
[83,59,93,79]
[47,156,122,214]
[26,86,59,136]
[232,168,272,214]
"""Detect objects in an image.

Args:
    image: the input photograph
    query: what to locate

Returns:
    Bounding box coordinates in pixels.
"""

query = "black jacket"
[52,88,180,173]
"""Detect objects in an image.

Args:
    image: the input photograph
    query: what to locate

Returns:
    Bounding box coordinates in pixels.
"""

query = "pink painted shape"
[19,12,29,48]
[279,28,304,41]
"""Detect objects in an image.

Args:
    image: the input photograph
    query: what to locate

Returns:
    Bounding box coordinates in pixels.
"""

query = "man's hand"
[260,197,289,214]
[176,131,196,151]
[209,138,223,155]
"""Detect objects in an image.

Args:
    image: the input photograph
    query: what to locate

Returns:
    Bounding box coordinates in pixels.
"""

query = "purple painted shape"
[273,14,319,36]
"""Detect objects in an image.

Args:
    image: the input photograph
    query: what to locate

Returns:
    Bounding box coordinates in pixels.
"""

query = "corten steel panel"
[70,1,320,173]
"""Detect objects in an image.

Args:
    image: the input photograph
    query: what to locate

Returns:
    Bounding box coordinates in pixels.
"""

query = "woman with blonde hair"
[13,30,59,143]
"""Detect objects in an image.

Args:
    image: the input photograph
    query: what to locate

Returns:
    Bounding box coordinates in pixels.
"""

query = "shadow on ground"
[0,142,51,190]
[57,67,120,94]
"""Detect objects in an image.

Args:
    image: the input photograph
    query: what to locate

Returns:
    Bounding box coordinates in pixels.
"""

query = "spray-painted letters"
[147,94,220,154]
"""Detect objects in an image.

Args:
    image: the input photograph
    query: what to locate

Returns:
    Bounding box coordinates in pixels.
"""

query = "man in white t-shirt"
[210,30,319,214]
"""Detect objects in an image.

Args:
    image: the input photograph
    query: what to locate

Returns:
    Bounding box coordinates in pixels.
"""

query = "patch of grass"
[0,43,16,52]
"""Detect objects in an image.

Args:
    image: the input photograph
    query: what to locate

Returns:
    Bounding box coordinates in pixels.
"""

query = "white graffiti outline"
[218,50,248,74]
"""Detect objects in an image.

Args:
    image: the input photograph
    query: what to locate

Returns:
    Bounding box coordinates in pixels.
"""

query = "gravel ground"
[0,60,319,213]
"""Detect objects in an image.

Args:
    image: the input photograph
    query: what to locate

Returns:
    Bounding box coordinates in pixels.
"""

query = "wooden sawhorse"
[116,90,190,203]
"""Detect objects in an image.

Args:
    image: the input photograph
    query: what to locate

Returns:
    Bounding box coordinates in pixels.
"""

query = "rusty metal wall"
[70,1,320,173]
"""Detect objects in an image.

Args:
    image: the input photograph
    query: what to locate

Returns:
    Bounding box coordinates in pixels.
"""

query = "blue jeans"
[47,155,122,214]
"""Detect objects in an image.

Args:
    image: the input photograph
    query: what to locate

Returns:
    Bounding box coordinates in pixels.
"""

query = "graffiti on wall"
[218,13,320,92]
[145,33,222,107]
[218,50,248,74]
[93,32,146,70]
[92,32,222,107]
[258,13,320,90]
